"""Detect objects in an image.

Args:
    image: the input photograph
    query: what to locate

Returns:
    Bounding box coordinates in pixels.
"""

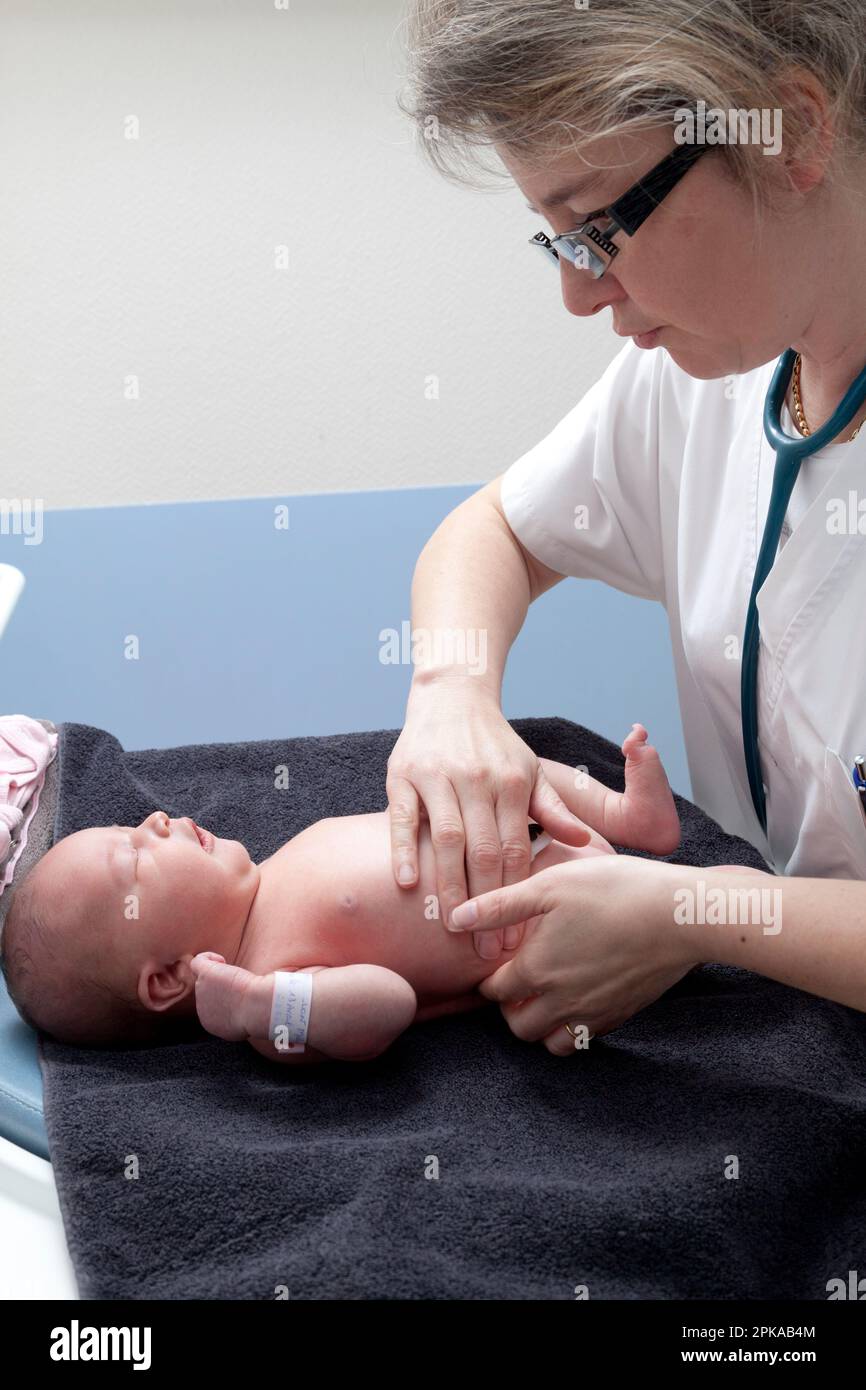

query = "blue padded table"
[0,484,687,1159]
[0,980,48,1158]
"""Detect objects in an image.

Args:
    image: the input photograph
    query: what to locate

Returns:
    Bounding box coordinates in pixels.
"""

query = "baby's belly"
[263,813,597,1005]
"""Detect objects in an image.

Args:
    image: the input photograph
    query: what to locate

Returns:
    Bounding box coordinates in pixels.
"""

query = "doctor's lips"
[633,328,664,349]
[615,324,665,348]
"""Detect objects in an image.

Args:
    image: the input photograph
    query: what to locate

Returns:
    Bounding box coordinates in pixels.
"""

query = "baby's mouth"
[191,821,215,854]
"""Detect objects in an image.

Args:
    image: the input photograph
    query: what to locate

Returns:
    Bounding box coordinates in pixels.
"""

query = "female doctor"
[386,0,866,1051]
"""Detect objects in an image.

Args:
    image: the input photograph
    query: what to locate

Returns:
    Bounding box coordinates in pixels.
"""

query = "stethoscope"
[741,347,866,834]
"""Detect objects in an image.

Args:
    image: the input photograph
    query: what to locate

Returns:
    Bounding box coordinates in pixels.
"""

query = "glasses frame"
[529,133,712,279]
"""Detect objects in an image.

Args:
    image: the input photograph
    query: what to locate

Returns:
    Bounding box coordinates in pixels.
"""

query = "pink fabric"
[0,714,58,893]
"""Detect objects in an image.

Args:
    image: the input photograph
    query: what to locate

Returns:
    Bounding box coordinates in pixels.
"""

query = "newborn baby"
[0,726,680,1061]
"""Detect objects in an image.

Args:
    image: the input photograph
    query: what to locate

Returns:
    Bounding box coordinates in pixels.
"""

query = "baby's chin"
[197,826,252,869]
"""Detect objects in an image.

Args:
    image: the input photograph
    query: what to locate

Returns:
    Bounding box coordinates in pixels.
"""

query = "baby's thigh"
[530,837,614,874]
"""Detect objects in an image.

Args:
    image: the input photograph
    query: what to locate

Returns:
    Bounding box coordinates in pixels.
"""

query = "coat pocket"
[823,746,866,880]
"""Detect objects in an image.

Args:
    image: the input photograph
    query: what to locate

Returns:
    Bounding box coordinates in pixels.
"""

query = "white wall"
[1,0,618,509]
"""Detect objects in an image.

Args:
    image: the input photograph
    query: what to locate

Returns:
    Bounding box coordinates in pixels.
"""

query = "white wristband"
[269,971,314,1052]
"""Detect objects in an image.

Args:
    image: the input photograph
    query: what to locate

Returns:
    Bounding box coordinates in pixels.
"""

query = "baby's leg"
[538,724,680,855]
[191,955,417,1065]
[528,826,614,871]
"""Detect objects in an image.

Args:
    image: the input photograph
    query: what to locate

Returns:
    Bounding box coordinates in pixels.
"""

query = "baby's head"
[0,811,260,1047]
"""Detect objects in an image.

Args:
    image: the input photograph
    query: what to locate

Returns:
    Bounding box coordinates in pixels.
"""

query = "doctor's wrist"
[661,864,781,969]
[408,664,502,706]
[648,863,706,970]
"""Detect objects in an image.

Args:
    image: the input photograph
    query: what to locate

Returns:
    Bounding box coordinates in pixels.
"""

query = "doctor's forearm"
[408,490,532,704]
[673,867,866,1013]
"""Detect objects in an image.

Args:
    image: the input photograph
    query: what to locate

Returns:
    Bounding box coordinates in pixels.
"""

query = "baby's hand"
[190,952,270,1042]
[190,956,417,1063]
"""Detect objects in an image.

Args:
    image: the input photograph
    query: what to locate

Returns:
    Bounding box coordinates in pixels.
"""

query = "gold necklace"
[791,353,863,442]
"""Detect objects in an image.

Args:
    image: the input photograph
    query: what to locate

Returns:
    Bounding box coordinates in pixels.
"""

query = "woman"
[386,0,866,1051]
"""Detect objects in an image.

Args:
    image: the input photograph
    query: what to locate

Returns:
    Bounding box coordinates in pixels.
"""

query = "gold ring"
[565,1021,588,1040]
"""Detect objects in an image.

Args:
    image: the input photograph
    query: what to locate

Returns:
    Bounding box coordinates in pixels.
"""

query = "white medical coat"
[500,338,866,880]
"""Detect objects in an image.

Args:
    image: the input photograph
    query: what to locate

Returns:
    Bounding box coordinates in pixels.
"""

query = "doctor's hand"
[386,682,591,959]
[449,855,697,1052]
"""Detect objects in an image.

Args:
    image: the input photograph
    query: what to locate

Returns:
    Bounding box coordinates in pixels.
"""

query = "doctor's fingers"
[494,785,536,949]
[476,956,536,1014]
[456,785,511,959]
[387,773,423,888]
[542,1021,597,1057]
[495,986,584,1044]
[542,1011,627,1056]
[496,987,610,1047]
[450,872,551,941]
[409,774,472,931]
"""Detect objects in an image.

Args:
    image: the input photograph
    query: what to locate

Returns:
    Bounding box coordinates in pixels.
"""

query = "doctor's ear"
[772,68,836,197]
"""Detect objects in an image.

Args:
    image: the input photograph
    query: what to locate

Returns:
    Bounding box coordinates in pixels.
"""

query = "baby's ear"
[136,958,193,1012]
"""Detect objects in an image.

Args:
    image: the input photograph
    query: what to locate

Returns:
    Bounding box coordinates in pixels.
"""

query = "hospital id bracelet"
[268,971,313,1052]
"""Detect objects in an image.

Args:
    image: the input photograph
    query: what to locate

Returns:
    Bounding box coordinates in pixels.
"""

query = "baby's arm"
[539,724,680,855]
[190,954,417,1066]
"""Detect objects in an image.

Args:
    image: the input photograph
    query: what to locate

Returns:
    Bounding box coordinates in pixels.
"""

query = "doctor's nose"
[559,261,625,319]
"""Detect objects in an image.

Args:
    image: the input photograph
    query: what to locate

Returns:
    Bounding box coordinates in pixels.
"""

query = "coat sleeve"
[499,338,669,603]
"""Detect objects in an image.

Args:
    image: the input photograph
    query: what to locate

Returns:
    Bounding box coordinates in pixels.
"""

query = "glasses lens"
[559,234,606,278]
[530,232,559,266]
[530,229,608,278]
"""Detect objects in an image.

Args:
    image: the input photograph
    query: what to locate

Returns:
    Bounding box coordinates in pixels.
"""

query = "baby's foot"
[617,724,680,855]
[190,952,271,1041]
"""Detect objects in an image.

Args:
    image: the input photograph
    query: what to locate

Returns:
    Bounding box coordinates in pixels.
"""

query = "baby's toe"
[621,723,649,756]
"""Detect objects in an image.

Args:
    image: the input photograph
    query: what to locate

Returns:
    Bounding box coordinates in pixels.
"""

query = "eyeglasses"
[529,134,712,280]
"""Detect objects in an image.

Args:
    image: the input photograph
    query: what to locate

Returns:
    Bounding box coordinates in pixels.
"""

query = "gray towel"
[39,718,866,1299]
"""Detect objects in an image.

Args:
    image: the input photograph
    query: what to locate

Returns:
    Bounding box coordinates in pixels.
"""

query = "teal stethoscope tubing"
[741,347,866,833]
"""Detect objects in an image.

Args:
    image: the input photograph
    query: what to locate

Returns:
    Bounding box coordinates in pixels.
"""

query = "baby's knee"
[358,965,418,1033]
[316,964,417,1060]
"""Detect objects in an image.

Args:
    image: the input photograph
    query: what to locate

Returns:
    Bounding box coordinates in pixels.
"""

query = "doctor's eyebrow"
[524,170,605,215]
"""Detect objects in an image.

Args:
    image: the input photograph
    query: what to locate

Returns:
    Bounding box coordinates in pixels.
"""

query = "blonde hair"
[397,0,866,213]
